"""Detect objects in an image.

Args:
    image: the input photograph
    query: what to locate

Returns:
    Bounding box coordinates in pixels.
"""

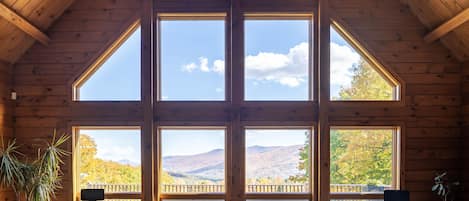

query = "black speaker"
[81,189,104,201]
[384,190,409,201]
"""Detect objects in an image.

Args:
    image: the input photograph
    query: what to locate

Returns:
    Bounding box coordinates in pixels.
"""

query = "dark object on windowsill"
[384,190,409,201]
[81,189,104,201]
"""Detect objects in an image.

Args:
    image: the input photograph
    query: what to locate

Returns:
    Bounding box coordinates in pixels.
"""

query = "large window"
[72,5,403,201]
[160,19,226,101]
[73,23,141,101]
[244,19,311,101]
[75,127,141,199]
[245,129,311,193]
[330,127,399,196]
[160,128,226,194]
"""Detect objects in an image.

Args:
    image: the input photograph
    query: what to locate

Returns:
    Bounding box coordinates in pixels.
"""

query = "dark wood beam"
[0,2,50,45]
[424,8,469,43]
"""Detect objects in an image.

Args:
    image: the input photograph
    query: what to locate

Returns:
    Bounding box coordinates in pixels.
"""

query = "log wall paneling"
[0,61,15,201]
[0,0,75,63]
[405,0,469,61]
[12,0,142,200]
[462,61,469,200]
[7,1,467,201]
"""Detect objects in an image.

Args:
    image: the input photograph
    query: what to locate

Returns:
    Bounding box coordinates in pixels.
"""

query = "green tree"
[293,58,394,187]
[79,134,174,188]
[338,59,393,100]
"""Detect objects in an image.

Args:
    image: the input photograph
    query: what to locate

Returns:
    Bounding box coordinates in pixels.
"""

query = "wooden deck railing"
[85,183,390,193]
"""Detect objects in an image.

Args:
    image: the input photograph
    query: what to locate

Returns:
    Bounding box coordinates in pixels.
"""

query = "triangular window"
[330,21,399,101]
[73,23,141,101]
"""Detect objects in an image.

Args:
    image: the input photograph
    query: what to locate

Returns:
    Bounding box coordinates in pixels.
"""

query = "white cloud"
[199,57,210,72]
[330,42,360,87]
[179,42,360,89]
[213,59,225,74]
[244,42,309,88]
[182,62,197,72]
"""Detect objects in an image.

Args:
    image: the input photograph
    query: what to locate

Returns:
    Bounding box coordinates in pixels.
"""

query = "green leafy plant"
[432,171,460,201]
[0,130,69,201]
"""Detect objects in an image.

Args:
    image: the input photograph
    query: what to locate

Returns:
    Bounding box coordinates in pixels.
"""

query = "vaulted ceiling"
[0,0,74,63]
[0,0,468,64]
[403,0,469,61]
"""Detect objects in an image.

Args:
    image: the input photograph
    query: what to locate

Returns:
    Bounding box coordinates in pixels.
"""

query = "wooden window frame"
[243,127,315,199]
[328,126,401,200]
[72,125,143,201]
[156,13,229,102]
[71,20,142,101]
[157,126,228,199]
[68,0,405,201]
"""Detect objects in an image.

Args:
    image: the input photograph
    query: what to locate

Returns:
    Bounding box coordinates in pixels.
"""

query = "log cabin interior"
[0,0,469,201]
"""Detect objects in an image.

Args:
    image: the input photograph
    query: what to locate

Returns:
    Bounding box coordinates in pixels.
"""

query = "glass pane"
[245,20,310,100]
[161,129,225,193]
[330,128,394,193]
[161,20,225,100]
[78,27,141,101]
[245,129,311,193]
[330,26,394,100]
[78,128,141,193]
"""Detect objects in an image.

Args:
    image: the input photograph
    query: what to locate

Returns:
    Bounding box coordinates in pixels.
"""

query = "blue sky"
[77,20,367,165]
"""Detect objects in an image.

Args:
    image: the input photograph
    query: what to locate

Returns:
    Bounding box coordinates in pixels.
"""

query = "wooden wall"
[462,61,469,200]
[9,0,465,201]
[330,1,462,200]
[0,61,15,200]
[12,0,142,200]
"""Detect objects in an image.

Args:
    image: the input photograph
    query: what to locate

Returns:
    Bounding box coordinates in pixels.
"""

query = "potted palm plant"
[0,130,69,201]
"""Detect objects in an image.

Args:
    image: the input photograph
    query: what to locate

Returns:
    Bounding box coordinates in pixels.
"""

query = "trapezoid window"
[330,21,399,101]
[73,23,141,101]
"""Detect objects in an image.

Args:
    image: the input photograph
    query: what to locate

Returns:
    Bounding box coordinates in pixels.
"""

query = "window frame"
[243,127,315,198]
[71,20,142,102]
[243,14,314,101]
[72,125,143,201]
[329,19,403,102]
[156,13,229,102]
[69,0,406,200]
[157,126,229,200]
[328,126,401,200]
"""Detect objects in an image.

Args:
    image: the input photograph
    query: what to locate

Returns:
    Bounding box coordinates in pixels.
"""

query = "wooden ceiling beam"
[424,8,469,43]
[0,2,50,45]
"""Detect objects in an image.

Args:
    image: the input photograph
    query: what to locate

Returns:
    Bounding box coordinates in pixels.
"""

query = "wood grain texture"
[0,2,50,45]
[0,0,74,63]
[406,0,469,61]
[5,1,467,201]
[0,61,14,199]
[424,8,469,43]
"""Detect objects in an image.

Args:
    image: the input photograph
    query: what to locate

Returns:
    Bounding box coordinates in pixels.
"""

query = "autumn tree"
[79,134,174,188]
[293,58,394,187]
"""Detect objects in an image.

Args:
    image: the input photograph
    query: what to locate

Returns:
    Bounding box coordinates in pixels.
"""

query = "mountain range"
[162,145,304,182]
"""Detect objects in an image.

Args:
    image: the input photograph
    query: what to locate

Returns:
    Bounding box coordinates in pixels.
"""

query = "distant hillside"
[162,145,303,182]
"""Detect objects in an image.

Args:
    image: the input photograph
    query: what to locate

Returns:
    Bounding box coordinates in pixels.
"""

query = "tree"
[293,58,394,188]
[338,59,393,100]
[78,134,175,188]
[289,131,310,183]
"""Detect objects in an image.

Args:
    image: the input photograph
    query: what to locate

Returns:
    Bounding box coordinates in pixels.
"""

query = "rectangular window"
[160,128,226,193]
[76,127,141,197]
[330,127,399,194]
[245,128,311,193]
[244,19,312,101]
[160,18,226,101]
